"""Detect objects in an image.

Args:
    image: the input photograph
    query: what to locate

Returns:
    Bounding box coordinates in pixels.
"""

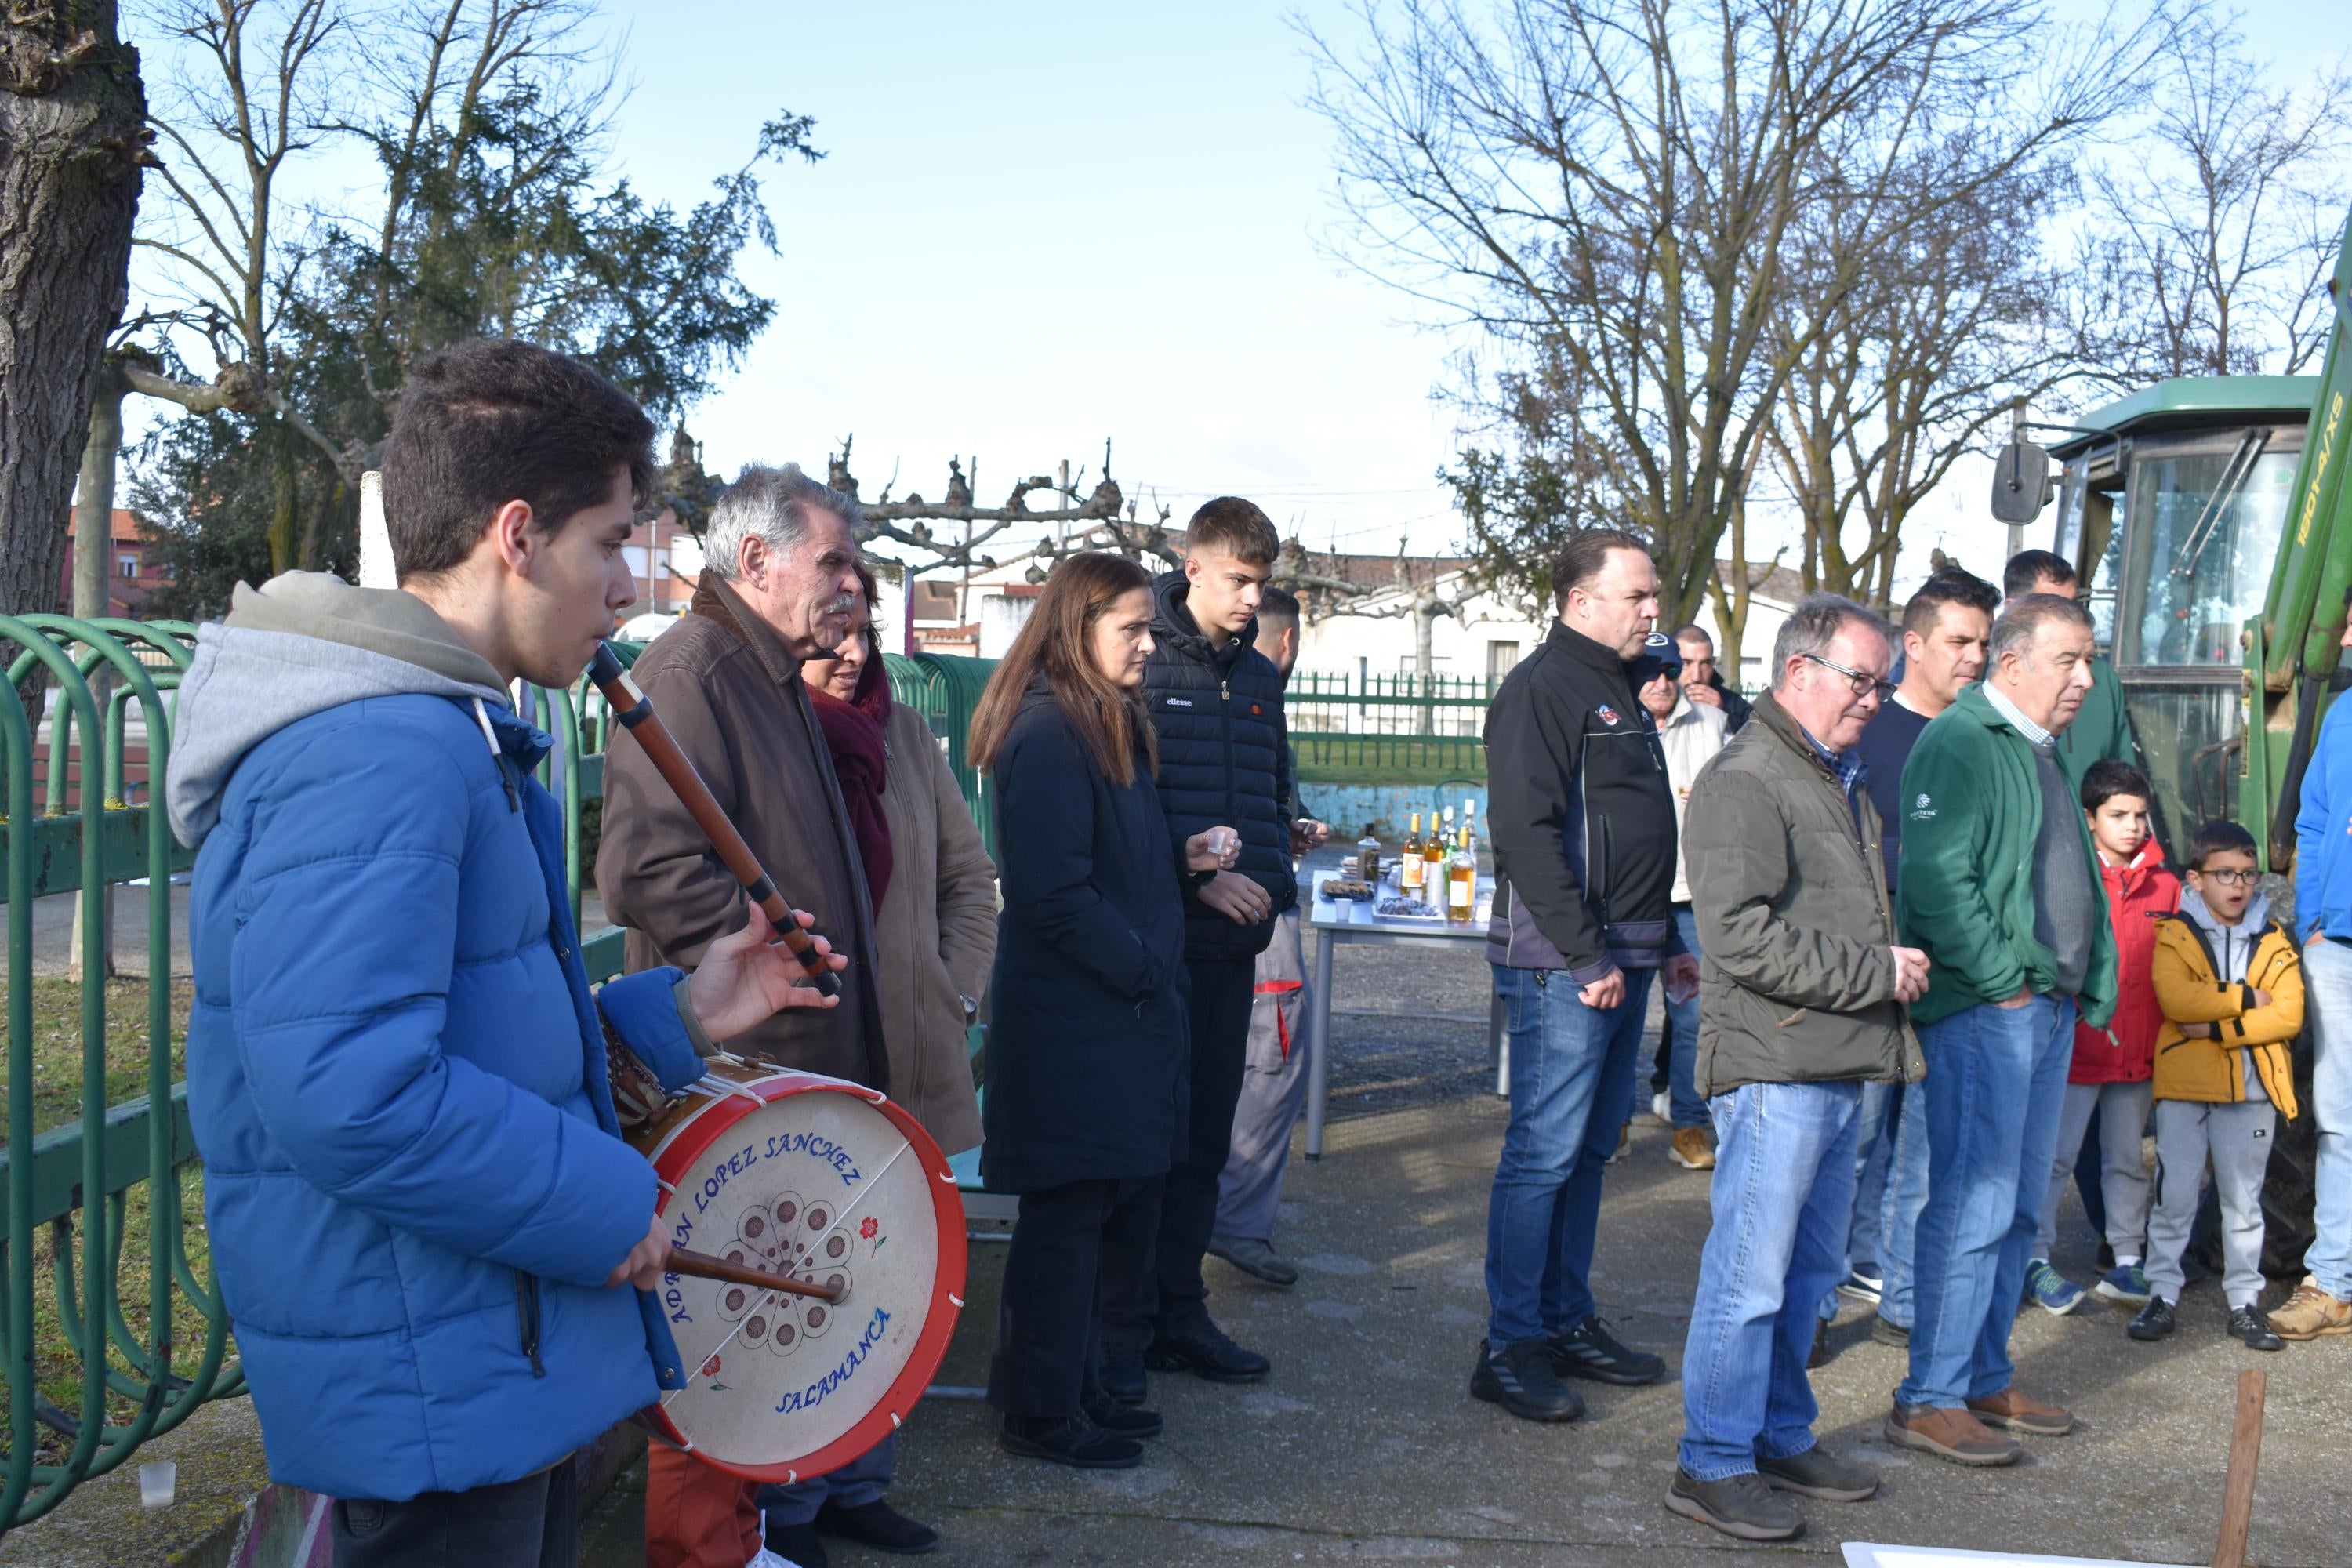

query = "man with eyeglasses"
[1665,596,1926,1542]
[1884,594,2118,1468]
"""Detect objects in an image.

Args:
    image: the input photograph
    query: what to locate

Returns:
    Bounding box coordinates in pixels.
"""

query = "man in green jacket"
[1889,594,2118,1468]
[2005,550,2134,790]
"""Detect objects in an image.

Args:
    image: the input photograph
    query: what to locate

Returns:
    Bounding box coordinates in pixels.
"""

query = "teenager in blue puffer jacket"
[165,340,843,1566]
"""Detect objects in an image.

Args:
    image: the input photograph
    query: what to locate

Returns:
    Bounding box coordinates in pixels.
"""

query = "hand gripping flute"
[586,641,844,1000]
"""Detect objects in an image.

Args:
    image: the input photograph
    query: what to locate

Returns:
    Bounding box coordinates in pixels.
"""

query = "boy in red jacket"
[2026,760,2180,1315]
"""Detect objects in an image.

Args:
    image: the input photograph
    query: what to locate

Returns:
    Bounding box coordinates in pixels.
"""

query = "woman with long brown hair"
[971,551,1236,1469]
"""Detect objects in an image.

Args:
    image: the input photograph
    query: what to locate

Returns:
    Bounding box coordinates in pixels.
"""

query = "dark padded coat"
[1141,572,1297,960]
[979,683,1192,1193]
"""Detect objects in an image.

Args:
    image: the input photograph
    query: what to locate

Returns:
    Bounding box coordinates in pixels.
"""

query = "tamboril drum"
[630,1058,967,1481]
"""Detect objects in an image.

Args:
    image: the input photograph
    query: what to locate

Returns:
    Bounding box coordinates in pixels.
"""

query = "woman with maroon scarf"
[759,564,996,1563]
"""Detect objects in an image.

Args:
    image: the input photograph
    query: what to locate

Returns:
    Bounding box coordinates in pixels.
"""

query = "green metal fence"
[1283,669,1494,776]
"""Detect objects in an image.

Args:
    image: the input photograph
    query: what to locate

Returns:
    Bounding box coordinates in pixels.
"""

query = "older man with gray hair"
[601,463,929,1566]
[1666,595,1927,1543]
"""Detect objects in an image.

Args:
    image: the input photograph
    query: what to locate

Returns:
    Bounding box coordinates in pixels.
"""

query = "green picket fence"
[1283,669,1494,777]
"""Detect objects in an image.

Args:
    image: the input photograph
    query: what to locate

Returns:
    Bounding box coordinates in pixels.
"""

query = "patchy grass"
[2,978,228,1468]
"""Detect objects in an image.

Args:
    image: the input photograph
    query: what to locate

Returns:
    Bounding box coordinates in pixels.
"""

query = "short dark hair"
[383,339,656,581]
[1552,528,1650,608]
[2187,818,2259,870]
[1670,622,1713,649]
[1987,593,2095,663]
[1256,584,1301,641]
[2081,759,2151,814]
[2003,549,2076,601]
[1185,497,1280,566]
[1903,568,1999,639]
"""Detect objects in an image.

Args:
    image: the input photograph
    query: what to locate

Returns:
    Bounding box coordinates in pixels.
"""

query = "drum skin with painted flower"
[627,1057,967,1482]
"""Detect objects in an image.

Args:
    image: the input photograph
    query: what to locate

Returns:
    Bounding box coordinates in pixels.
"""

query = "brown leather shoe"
[1670,1126,1716,1171]
[1884,1403,2022,1467]
[1967,1387,2074,1436]
[2270,1278,2352,1341]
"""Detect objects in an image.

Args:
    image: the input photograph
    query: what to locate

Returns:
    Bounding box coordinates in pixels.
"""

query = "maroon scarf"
[806,650,895,911]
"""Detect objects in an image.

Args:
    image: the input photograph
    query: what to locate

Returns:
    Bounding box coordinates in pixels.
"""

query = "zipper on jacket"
[515,1272,546,1378]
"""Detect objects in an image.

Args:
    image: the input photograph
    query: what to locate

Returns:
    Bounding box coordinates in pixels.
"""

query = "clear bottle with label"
[1401,812,1425,892]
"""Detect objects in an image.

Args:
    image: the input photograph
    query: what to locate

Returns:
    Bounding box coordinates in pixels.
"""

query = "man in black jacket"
[1102,497,1311,1394]
[1475,528,1697,1423]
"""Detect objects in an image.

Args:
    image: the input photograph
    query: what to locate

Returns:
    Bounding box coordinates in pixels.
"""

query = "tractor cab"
[2046,374,2321,855]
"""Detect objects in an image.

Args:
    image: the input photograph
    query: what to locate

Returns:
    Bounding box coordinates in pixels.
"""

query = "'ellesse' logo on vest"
[1163,696,1194,708]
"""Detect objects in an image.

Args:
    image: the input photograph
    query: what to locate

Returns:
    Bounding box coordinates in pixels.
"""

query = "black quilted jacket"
[1142,571,1298,958]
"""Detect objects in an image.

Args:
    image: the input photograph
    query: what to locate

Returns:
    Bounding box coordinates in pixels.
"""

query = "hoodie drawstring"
[474,697,519,812]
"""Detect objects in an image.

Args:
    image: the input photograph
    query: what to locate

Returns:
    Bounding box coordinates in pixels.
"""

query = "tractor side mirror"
[1990,439,2053,524]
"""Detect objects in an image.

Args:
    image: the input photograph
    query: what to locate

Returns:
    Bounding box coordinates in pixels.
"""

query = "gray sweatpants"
[2146,1098,2277,1309]
[1214,909,1310,1243]
[2035,1079,2154,1261]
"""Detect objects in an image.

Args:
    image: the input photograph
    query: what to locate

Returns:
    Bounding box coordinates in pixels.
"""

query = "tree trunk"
[268,423,299,575]
[0,2,146,619]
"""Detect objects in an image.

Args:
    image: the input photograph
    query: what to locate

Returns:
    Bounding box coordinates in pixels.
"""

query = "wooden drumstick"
[668,1246,845,1304]
[589,641,843,997]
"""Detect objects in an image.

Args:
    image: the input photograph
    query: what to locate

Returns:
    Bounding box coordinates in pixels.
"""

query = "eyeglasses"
[2194,867,2261,887]
[1802,652,1896,703]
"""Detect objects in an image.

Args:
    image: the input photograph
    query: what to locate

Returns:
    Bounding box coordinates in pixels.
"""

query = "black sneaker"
[1758,1446,1878,1501]
[1083,1397,1166,1438]
[1098,1339,1148,1406]
[1469,1336,1585,1422]
[997,1413,1144,1469]
[764,1518,829,1568]
[1144,1318,1270,1383]
[814,1497,938,1555]
[1664,1468,1805,1541]
[1544,1315,1665,1385]
[2127,1295,2176,1341]
[2228,1305,2285,1352]
[1871,1315,1910,1349]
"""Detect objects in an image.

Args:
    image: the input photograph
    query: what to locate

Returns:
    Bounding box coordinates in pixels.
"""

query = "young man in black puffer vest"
[1100,497,1314,1398]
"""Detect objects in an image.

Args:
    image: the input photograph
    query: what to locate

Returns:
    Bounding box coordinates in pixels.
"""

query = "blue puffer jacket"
[165,574,708,1502]
[1142,571,1297,958]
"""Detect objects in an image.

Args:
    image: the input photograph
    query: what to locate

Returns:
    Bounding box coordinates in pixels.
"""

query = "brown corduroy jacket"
[597,575,887,1091]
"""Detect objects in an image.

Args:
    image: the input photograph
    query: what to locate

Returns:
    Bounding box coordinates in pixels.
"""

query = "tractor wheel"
[2261,1040,2318,1278]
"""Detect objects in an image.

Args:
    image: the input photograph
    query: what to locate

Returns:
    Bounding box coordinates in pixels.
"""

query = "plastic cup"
[138,1459,175,1508]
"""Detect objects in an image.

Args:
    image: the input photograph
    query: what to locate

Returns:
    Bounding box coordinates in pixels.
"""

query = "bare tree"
[2089,18,2350,379]
[1305,0,2171,626]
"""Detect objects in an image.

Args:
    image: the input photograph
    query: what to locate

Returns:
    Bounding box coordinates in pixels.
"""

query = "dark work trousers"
[989,1175,1160,1418]
[1103,953,1256,1344]
[332,1459,575,1568]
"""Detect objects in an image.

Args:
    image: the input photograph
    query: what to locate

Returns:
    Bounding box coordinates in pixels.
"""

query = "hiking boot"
[1145,1317,1270,1382]
[1670,1126,1716,1170]
[1967,1387,2073,1436]
[2270,1278,2352,1340]
[1545,1314,1666,1385]
[763,1519,829,1568]
[2127,1296,2176,1341]
[1083,1396,1166,1438]
[1207,1234,1300,1287]
[2024,1259,2088,1316]
[1807,1318,1832,1369]
[1758,1446,1880,1502]
[814,1497,938,1555]
[997,1413,1143,1469]
[1871,1314,1910,1349]
[1098,1339,1148,1406]
[1469,1336,1585,1422]
[1835,1269,1884,1305]
[1884,1403,2022,1467]
[2093,1261,2153,1305]
[1664,1468,1804,1541]
[2227,1305,2285,1352]
[1604,1123,1632,1164]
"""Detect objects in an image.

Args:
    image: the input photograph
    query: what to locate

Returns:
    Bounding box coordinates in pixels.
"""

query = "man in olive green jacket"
[1887,594,2118,1471]
[1666,596,1929,1543]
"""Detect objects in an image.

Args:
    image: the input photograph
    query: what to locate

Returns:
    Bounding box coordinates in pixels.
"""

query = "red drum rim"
[641,1069,968,1483]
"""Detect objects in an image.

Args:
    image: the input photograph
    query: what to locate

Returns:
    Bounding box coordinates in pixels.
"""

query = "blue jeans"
[1875,1083,1931,1329]
[2305,938,2352,1298]
[1897,995,2074,1408]
[1663,908,1707,1128]
[1679,1081,1862,1479]
[1486,964,1655,1345]
[758,1433,894,1526]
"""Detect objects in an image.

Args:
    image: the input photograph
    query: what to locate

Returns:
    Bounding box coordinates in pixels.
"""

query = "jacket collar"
[1544,617,1634,673]
[1751,691,1842,782]
[1151,570,1257,669]
[691,573,807,688]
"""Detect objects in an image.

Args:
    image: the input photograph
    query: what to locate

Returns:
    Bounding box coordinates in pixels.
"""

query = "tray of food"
[1322,878,1377,902]
[1375,895,1445,920]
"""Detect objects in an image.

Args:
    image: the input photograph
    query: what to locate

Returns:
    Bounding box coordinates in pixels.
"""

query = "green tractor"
[2002,212,2352,1272]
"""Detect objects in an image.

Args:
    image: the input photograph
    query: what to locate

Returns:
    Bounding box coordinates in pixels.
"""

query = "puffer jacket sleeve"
[1686,768,1896,1010]
[1897,724,2026,1003]
[596,967,709,1094]
[230,720,654,1288]
[2230,936,2305,1047]
[997,713,1165,1001]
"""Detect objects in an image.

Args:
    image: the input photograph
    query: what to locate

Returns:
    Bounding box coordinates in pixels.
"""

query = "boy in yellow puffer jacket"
[2129,820,2303,1352]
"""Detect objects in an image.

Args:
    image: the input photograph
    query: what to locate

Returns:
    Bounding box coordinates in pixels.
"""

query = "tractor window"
[2122,444,2299,666]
